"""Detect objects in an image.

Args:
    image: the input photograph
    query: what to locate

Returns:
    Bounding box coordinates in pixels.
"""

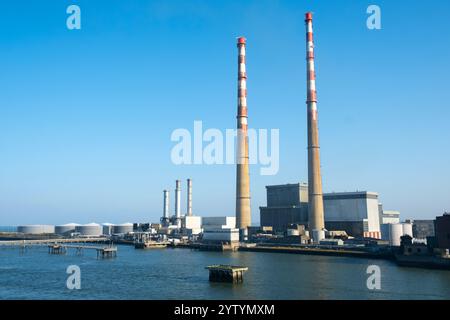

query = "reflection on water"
[0,245,450,300]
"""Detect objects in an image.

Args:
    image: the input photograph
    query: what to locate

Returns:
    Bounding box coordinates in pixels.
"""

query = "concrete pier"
[206,265,248,283]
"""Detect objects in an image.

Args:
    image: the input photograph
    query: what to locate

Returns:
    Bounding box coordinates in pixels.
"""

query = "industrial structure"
[305,12,325,242]
[174,180,182,228]
[323,191,381,239]
[259,184,308,232]
[161,189,170,227]
[235,36,252,238]
[187,178,193,216]
[202,217,239,243]
[55,223,79,235]
[259,184,384,239]
[412,220,435,239]
[435,213,450,249]
[75,223,102,237]
[17,225,55,235]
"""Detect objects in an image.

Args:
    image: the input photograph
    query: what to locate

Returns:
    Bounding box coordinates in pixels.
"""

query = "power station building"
[323,191,381,239]
[259,184,382,238]
[259,184,309,233]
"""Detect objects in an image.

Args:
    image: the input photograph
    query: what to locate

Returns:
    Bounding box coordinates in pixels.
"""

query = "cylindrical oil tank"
[312,229,325,243]
[402,223,413,238]
[17,225,55,234]
[55,223,79,235]
[287,229,300,236]
[75,223,102,236]
[102,223,114,235]
[389,223,404,246]
[112,223,133,234]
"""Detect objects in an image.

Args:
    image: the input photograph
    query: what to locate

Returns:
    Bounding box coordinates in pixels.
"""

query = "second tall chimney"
[305,12,325,236]
[235,37,252,233]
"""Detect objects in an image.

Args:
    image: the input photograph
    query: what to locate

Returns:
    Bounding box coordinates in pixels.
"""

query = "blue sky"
[0,0,449,225]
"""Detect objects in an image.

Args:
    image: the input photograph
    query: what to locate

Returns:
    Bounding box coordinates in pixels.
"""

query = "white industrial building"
[202,217,239,243]
[323,191,381,239]
[379,208,401,224]
[182,216,202,235]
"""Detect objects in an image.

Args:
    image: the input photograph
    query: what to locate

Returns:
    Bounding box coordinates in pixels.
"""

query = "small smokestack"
[187,179,192,216]
[175,180,181,220]
[235,36,252,234]
[305,12,325,239]
[163,190,169,219]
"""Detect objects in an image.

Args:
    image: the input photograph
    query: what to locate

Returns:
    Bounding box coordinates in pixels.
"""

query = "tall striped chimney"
[305,12,325,235]
[187,178,192,216]
[236,37,251,233]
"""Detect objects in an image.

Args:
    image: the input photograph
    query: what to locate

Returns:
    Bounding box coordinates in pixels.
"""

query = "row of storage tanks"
[381,222,413,246]
[17,223,134,236]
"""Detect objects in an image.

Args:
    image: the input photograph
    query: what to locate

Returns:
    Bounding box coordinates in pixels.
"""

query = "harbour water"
[1,244,450,300]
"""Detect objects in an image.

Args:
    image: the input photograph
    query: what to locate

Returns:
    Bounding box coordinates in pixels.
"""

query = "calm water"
[0,244,449,300]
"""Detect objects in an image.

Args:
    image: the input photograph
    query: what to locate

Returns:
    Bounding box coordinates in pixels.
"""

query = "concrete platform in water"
[206,265,248,283]
[135,241,168,249]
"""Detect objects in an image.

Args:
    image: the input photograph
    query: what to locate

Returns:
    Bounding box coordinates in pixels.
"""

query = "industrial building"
[182,215,202,235]
[412,220,435,239]
[379,207,401,224]
[259,184,308,233]
[202,217,239,243]
[260,184,382,239]
[17,225,55,235]
[435,213,450,249]
[323,191,381,239]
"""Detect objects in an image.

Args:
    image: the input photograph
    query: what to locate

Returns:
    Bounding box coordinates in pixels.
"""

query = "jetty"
[47,243,118,259]
[206,265,248,283]
[0,238,109,246]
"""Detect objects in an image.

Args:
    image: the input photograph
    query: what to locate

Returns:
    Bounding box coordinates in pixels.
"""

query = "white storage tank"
[75,223,102,236]
[312,229,325,243]
[112,223,133,234]
[389,223,404,246]
[17,225,55,234]
[55,223,79,235]
[102,223,114,235]
[287,229,300,236]
[402,223,413,238]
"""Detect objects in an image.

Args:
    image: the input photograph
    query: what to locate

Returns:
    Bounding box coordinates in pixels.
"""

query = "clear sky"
[1,0,449,225]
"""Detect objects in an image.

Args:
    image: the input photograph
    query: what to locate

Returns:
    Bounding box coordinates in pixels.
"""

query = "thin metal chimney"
[235,36,252,234]
[305,12,325,238]
[187,179,192,216]
[162,190,169,226]
[175,180,181,227]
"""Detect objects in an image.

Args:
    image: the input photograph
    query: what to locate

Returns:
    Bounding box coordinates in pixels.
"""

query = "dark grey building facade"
[259,184,308,232]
